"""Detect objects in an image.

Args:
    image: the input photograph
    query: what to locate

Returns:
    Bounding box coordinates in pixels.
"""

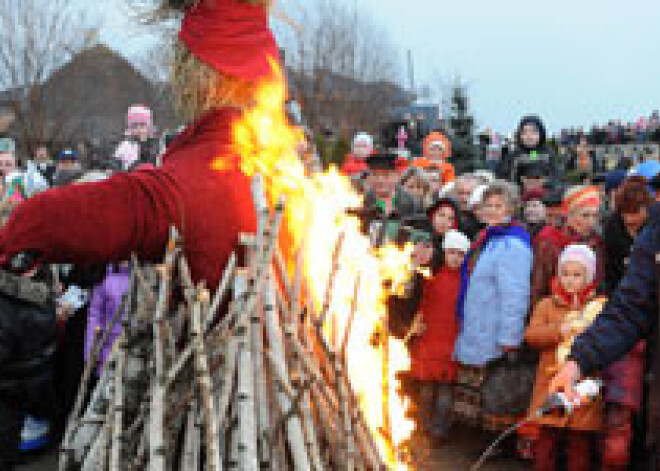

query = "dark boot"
[602,404,634,471]
[0,396,26,470]
[428,383,453,439]
[534,426,559,471]
[566,430,592,471]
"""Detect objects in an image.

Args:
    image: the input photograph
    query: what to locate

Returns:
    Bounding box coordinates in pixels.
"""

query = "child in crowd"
[399,167,430,216]
[414,131,456,183]
[525,244,605,471]
[407,230,470,439]
[522,188,548,239]
[85,262,131,374]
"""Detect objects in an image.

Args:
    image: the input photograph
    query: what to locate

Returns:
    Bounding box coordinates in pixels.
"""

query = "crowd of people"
[336,114,660,471]
[0,104,164,469]
[12,0,660,469]
[2,96,660,471]
[559,111,660,147]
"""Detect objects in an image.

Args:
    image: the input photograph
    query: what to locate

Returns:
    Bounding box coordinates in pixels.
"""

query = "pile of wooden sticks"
[58,176,389,471]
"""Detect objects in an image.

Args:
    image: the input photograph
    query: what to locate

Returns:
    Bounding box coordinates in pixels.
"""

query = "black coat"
[570,203,660,450]
[505,115,558,183]
[461,210,484,241]
[602,212,636,295]
[571,205,659,373]
[0,278,57,395]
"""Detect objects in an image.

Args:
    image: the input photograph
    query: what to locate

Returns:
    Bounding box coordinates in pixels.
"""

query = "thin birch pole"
[180,404,201,471]
[263,271,311,471]
[109,331,127,471]
[149,229,178,471]
[190,287,222,471]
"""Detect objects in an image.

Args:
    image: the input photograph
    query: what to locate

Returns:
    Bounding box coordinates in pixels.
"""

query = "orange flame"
[216,58,416,468]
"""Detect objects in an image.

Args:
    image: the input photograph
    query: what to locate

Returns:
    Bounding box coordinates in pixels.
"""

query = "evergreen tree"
[447,80,482,173]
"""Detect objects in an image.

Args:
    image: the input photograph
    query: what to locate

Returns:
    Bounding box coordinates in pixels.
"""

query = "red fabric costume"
[0,0,283,288]
[0,108,256,289]
[179,0,279,81]
[409,266,461,382]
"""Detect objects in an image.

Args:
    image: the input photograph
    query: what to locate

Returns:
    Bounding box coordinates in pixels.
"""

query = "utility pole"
[407,50,415,96]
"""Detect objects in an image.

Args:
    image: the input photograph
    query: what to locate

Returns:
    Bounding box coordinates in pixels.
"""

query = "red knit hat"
[562,185,601,214]
[179,0,280,82]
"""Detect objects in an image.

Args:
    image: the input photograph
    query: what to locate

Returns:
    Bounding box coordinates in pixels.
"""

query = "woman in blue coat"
[452,181,534,425]
[454,181,533,366]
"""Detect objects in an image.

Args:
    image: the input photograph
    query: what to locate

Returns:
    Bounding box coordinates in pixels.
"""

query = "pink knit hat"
[558,244,597,283]
[127,105,153,127]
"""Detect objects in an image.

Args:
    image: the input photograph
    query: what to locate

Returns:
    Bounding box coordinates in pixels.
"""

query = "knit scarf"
[456,222,531,324]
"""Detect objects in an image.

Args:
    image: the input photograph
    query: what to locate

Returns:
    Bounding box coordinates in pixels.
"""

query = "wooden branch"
[340,275,361,360]
[217,272,248,428]
[316,232,345,329]
[180,404,201,471]
[207,251,237,332]
[61,264,135,470]
[251,292,272,468]
[109,331,127,471]
[263,272,311,471]
[59,327,102,471]
[190,288,222,471]
[149,229,178,471]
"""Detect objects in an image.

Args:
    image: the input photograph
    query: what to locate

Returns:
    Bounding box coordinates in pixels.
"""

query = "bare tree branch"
[277,0,405,138]
[0,0,99,154]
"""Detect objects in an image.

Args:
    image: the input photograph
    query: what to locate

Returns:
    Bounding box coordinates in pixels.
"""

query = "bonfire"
[59,59,417,471]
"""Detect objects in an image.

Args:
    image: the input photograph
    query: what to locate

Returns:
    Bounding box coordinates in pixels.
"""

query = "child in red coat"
[408,229,470,438]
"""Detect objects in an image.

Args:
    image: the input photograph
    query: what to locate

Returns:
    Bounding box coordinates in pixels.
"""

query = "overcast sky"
[89,0,660,133]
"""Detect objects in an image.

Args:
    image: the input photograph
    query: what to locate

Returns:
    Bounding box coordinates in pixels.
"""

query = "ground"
[414,424,530,470]
[17,453,57,471]
[17,425,530,470]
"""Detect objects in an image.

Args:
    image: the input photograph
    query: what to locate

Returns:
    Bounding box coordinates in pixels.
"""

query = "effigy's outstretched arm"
[0,172,179,268]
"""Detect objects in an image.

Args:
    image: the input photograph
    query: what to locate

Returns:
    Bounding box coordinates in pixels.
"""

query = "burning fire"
[214,59,416,468]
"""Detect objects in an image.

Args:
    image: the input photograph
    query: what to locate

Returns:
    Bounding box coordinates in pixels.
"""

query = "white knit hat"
[438,181,455,199]
[472,169,495,184]
[443,230,471,253]
[352,132,373,152]
[468,184,488,209]
[559,244,597,283]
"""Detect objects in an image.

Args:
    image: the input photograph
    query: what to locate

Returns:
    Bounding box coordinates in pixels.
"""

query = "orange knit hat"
[423,132,452,161]
[562,185,601,214]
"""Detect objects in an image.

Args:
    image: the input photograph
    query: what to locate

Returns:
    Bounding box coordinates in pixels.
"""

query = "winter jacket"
[0,108,257,290]
[530,225,606,309]
[570,203,660,441]
[85,264,131,372]
[454,228,533,366]
[360,191,424,247]
[0,273,56,396]
[505,115,557,183]
[409,266,461,382]
[524,220,546,240]
[394,187,425,220]
[592,211,647,410]
[461,210,484,241]
[526,286,605,432]
[603,212,637,295]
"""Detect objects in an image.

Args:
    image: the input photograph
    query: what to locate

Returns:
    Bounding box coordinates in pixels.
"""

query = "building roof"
[38,44,178,143]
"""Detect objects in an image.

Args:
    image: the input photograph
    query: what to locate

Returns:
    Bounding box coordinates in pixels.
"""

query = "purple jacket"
[85,264,130,372]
